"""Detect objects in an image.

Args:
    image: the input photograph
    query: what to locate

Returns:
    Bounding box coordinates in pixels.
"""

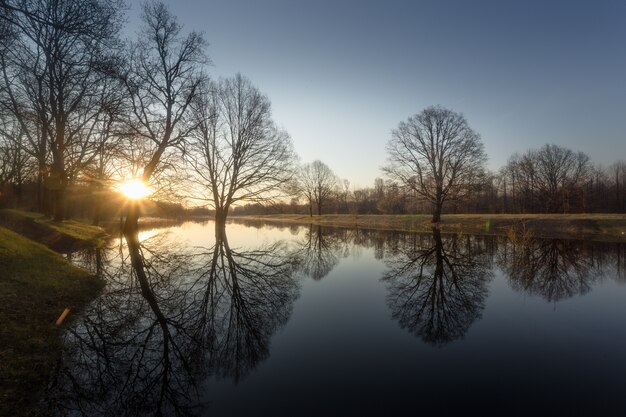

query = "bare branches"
[384,106,486,222]
[186,74,296,224]
[124,1,208,183]
[296,160,338,216]
[501,144,592,213]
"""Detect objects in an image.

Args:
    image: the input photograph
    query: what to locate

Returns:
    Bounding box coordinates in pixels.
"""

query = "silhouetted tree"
[187,75,295,232]
[121,1,207,232]
[384,106,486,222]
[297,160,338,216]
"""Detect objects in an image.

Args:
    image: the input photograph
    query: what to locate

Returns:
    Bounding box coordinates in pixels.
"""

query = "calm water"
[46,220,626,416]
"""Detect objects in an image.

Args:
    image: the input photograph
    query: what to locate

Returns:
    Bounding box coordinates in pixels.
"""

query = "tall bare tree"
[187,74,295,231]
[297,160,338,216]
[122,1,207,232]
[384,106,486,222]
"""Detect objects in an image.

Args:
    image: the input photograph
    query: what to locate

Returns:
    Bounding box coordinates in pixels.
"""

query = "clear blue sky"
[127,0,626,188]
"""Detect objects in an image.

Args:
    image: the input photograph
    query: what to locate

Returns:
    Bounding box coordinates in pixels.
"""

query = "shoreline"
[230,213,626,242]
[0,210,106,417]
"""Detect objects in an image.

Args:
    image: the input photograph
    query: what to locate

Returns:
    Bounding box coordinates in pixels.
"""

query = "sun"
[118,179,152,200]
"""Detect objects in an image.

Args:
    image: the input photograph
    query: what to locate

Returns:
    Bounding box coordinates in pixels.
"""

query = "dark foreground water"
[45,220,626,416]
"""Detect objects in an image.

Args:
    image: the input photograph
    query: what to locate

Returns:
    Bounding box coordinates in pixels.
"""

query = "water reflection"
[193,231,300,382]
[46,227,300,416]
[382,228,493,346]
[296,225,344,280]
[46,220,626,416]
[497,238,618,302]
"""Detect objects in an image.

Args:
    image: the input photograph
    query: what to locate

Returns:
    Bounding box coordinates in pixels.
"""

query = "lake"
[45,219,626,416]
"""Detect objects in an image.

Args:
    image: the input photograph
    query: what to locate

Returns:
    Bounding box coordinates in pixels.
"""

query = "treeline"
[1,2,624,223]
[233,145,626,216]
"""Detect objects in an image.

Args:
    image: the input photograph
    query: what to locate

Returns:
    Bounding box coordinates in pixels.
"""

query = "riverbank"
[0,211,106,416]
[0,209,108,252]
[232,213,626,242]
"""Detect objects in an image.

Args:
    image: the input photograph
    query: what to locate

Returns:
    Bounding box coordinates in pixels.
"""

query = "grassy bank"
[0,209,107,252]
[233,213,626,242]
[0,225,105,416]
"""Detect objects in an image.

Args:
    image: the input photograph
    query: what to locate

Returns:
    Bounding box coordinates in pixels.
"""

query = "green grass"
[0,209,107,249]
[0,226,104,417]
[235,213,626,242]
[43,218,106,242]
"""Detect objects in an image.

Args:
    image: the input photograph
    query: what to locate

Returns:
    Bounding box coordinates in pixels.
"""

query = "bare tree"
[187,75,295,231]
[534,144,590,213]
[121,1,207,232]
[0,0,124,220]
[384,106,487,223]
[501,144,591,213]
[297,160,338,216]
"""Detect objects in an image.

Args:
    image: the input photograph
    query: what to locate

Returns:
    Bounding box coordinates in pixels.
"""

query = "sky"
[126,0,626,188]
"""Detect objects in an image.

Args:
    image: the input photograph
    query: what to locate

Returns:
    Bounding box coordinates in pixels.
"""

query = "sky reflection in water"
[49,220,626,416]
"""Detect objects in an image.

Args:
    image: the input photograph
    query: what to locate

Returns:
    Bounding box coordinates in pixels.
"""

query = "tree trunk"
[124,201,139,235]
[432,202,442,223]
[53,187,66,222]
[432,187,443,223]
[214,206,227,238]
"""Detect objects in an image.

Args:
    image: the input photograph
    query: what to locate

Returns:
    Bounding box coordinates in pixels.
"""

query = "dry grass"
[233,213,626,242]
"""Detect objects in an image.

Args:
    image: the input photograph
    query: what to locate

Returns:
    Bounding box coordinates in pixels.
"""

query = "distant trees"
[187,74,295,230]
[383,106,487,222]
[501,144,591,213]
[296,160,338,216]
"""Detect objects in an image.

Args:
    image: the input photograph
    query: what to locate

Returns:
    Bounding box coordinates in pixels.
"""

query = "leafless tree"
[121,1,207,232]
[383,106,487,222]
[187,75,295,231]
[0,0,124,220]
[534,144,590,213]
[297,160,338,216]
[501,144,591,213]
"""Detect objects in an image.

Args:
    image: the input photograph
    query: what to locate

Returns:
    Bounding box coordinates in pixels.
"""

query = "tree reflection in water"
[46,227,300,417]
[382,228,493,346]
[497,238,605,302]
[45,221,626,415]
[191,230,300,382]
[296,225,345,280]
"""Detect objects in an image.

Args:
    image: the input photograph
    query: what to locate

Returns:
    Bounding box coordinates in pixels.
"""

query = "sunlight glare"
[118,179,152,200]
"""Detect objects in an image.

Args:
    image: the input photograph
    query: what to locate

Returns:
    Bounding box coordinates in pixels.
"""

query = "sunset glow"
[118,179,152,200]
